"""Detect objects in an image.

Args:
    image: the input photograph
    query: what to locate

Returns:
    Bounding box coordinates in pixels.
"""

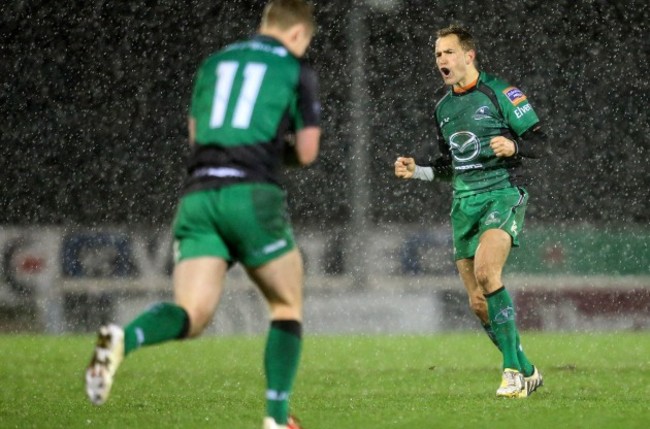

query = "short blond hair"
[437,24,476,53]
[261,0,316,33]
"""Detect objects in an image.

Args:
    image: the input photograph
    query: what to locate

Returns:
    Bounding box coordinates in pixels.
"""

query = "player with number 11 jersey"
[86,3,320,427]
[186,34,320,194]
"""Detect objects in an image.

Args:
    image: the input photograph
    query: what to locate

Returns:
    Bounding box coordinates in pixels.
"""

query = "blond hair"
[261,0,316,33]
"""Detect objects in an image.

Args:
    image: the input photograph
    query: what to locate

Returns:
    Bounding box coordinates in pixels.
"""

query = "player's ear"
[288,23,307,43]
[465,49,476,65]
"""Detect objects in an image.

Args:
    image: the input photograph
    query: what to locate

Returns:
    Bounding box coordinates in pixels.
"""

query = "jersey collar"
[252,34,296,59]
[253,34,283,46]
[451,71,483,96]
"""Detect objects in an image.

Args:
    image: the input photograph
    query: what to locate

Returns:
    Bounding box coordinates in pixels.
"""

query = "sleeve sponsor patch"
[503,86,527,105]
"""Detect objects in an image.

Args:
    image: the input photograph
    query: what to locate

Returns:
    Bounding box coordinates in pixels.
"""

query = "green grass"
[1,332,650,428]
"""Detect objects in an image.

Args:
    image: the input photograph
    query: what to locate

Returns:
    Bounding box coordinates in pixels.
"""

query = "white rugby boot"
[525,366,544,396]
[496,368,527,398]
[263,415,303,429]
[85,324,125,405]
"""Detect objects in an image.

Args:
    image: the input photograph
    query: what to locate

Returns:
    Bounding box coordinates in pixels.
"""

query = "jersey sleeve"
[430,109,453,180]
[293,62,321,130]
[497,86,540,136]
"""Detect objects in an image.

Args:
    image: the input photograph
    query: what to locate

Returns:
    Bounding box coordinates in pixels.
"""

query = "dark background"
[2,0,648,228]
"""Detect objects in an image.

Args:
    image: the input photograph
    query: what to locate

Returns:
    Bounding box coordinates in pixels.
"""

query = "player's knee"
[474,266,498,289]
[185,306,214,337]
[270,302,302,321]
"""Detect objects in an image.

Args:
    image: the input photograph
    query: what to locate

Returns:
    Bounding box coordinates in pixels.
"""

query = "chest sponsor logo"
[503,86,527,105]
[439,117,450,129]
[449,131,480,162]
[473,105,492,121]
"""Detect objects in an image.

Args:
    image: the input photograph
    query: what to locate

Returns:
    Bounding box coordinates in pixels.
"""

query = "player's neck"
[453,69,480,93]
[258,27,285,44]
[258,26,304,57]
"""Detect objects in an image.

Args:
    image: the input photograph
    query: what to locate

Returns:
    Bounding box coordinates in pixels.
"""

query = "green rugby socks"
[486,287,521,372]
[516,332,535,377]
[123,302,190,355]
[483,322,534,376]
[482,323,500,350]
[265,320,302,425]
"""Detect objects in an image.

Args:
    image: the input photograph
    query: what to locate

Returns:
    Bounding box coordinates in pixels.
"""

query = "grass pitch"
[1,332,649,428]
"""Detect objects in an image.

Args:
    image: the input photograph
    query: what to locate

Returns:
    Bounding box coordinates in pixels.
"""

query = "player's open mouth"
[441,67,451,77]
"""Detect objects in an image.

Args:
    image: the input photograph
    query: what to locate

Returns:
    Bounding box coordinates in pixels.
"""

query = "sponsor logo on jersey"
[514,103,532,119]
[454,164,483,170]
[503,86,527,105]
[449,131,481,162]
[439,117,450,129]
[473,105,492,121]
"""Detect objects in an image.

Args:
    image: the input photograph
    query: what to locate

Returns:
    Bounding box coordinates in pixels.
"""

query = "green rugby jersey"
[185,35,320,193]
[433,71,539,197]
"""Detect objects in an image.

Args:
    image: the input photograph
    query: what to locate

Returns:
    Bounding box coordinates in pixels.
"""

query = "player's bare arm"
[394,156,416,179]
[188,117,196,146]
[294,126,321,166]
[489,136,516,158]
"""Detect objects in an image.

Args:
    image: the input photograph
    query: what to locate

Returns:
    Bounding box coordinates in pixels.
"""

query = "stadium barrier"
[0,226,648,334]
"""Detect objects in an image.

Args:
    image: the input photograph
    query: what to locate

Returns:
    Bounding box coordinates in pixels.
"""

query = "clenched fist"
[394,157,416,179]
[490,136,516,158]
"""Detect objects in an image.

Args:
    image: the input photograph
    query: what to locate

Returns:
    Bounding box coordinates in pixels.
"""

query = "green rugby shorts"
[450,186,528,260]
[172,183,296,267]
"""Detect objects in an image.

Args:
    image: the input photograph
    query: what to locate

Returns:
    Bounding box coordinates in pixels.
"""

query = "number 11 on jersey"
[210,61,267,130]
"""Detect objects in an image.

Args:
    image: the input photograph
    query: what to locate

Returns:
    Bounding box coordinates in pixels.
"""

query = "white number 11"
[210,61,267,130]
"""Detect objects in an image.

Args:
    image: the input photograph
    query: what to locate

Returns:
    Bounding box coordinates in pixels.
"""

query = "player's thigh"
[474,228,512,290]
[246,248,304,321]
[173,257,228,336]
[171,190,231,334]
